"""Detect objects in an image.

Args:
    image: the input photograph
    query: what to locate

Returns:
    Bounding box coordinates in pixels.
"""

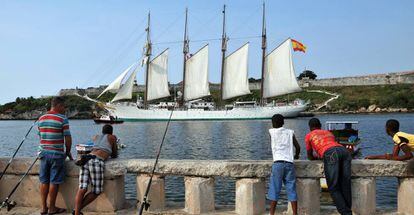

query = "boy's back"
[269,127,295,162]
[267,114,299,215]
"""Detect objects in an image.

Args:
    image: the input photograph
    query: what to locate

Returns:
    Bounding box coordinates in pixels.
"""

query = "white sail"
[147,49,170,101]
[263,39,301,98]
[97,63,136,98]
[222,43,250,100]
[111,69,137,102]
[184,45,210,101]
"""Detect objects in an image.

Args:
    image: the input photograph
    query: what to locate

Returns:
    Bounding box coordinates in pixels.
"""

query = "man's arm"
[293,135,300,159]
[307,149,317,160]
[391,144,413,161]
[109,135,118,158]
[305,134,317,160]
[365,154,389,160]
[64,135,73,160]
[366,136,413,160]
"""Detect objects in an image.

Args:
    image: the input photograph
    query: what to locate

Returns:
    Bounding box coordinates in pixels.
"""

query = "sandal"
[40,208,48,215]
[48,207,66,215]
[71,210,84,215]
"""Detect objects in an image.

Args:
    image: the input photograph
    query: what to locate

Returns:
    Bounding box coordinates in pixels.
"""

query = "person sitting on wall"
[305,118,353,215]
[365,119,414,161]
[73,124,118,215]
[267,114,300,215]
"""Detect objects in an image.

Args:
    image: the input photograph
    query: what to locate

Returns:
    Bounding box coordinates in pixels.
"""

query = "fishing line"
[0,156,40,211]
[138,108,174,215]
[0,120,38,181]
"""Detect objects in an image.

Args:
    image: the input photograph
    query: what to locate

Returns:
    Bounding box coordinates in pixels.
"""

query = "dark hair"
[308,118,322,129]
[51,96,65,108]
[271,114,284,128]
[386,119,399,133]
[102,124,113,135]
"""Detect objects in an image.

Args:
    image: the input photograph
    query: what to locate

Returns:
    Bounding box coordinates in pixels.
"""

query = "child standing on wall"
[267,114,300,215]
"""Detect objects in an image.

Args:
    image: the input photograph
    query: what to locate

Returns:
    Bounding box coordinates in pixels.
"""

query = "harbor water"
[1,113,413,208]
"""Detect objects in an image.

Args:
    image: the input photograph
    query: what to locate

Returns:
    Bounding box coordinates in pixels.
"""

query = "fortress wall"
[59,71,414,96]
[299,71,414,87]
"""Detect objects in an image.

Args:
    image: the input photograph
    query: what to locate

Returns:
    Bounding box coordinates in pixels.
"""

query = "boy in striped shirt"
[38,96,73,215]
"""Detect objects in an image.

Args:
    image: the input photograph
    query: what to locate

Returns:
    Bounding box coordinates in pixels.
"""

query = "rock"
[358,107,367,113]
[375,107,382,112]
[367,104,377,112]
[401,108,408,112]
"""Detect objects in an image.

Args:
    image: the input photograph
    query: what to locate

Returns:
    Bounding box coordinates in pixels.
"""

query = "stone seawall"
[1,158,414,214]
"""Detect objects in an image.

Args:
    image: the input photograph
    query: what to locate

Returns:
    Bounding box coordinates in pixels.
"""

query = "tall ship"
[79,4,308,121]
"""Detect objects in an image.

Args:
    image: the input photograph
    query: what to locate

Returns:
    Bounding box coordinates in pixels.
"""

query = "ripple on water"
[1,113,413,208]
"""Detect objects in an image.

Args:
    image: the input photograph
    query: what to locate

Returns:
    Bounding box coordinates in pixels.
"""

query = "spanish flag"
[291,39,307,53]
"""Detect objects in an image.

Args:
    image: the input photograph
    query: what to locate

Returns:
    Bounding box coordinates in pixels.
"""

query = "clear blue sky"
[1,0,413,104]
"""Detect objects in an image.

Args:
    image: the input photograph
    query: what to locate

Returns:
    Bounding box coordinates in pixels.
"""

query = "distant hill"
[1,83,413,120]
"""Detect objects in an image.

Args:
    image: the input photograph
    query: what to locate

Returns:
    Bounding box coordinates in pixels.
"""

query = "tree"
[298,70,317,80]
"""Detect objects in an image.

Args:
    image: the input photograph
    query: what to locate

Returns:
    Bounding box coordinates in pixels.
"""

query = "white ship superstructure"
[81,4,308,121]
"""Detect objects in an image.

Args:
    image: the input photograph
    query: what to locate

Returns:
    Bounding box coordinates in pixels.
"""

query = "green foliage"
[298,70,317,80]
[1,84,413,116]
[0,95,94,114]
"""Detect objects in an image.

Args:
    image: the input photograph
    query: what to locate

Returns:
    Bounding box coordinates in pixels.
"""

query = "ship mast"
[144,11,152,109]
[260,2,267,106]
[219,4,227,107]
[181,8,189,107]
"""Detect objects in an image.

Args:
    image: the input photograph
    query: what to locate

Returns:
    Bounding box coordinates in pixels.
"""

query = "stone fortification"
[59,70,414,96]
[299,70,414,87]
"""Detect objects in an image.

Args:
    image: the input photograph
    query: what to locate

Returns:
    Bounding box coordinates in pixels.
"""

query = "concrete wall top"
[0,157,126,179]
[2,158,414,178]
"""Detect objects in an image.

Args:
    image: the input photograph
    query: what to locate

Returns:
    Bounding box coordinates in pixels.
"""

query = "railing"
[1,158,414,215]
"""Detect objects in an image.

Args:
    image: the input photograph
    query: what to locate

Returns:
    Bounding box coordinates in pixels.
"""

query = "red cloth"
[305,129,342,158]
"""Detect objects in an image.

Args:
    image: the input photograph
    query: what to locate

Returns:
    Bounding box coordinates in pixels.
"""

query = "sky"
[0,0,413,104]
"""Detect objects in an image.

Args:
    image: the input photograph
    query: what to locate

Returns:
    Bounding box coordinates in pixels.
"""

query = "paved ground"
[0,206,399,215]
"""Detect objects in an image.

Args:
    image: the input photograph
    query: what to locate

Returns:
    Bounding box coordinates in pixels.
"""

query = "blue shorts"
[39,154,66,185]
[267,161,298,202]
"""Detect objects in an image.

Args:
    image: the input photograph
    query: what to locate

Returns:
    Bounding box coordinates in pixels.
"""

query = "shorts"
[267,161,298,201]
[79,157,105,194]
[39,154,66,184]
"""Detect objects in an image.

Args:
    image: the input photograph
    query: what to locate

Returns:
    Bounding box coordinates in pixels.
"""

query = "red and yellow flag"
[291,39,307,53]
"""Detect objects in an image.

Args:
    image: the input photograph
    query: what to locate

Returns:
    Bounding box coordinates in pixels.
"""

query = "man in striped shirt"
[38,96,73,215]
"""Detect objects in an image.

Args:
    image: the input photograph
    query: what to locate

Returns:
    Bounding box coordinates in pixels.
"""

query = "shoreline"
[0,111,413,121]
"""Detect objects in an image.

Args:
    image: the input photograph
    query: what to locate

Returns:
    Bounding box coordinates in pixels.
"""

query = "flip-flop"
[48,207,66,215]
[71,209,84,215]
[40,207,48,215]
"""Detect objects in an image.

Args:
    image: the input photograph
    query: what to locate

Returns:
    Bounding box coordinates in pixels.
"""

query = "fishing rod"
[0,156,40,211]
[138,108,174,215]
[0,120,38,181]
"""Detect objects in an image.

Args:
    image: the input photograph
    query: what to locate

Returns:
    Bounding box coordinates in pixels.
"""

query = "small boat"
[93,115,124,124]
[326,121,361,155]
[321,121,362,190]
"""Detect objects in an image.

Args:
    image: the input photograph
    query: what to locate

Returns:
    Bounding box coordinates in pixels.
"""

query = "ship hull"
[106,104,308,121]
